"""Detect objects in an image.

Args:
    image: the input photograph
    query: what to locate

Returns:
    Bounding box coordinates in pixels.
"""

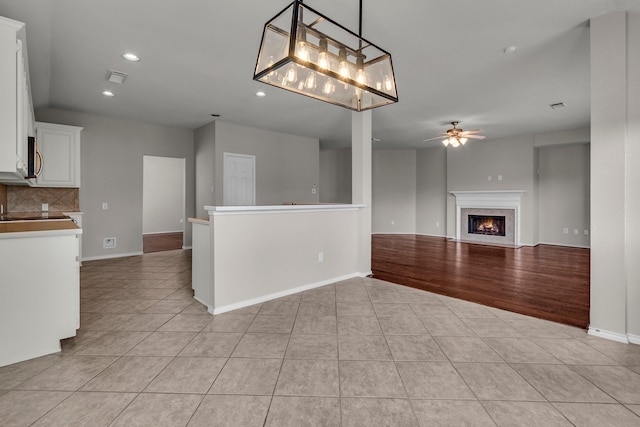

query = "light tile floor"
[2,249,640,426]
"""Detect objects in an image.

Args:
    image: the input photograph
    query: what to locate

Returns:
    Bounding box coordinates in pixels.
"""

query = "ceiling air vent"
[107,70,128,84]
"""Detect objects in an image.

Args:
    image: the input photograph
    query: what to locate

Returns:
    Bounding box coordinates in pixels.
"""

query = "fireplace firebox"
[468,215,506,236]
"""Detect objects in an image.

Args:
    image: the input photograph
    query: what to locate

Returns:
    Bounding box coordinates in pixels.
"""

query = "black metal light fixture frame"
[253,0,398,111]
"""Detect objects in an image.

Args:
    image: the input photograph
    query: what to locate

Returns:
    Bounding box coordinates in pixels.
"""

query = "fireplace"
[450,190,524,247]
[468,215,506,236]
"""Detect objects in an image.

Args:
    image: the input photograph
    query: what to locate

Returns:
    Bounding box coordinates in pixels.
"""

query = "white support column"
[590,11,640,343]
[352,110,372,275]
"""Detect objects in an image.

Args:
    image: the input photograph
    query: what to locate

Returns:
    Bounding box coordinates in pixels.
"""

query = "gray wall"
[538,144,590,247]
[319,148,352,203]
[321,128,590,247]
[372,150,416,233]
[35,107,195,259]
[195,120,320,210]
[416,147,447,236]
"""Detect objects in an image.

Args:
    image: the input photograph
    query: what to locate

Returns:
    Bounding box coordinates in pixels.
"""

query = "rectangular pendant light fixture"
[253,0,398,111]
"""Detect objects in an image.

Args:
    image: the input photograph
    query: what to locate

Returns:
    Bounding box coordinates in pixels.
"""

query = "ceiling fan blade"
[460,129,483,134]
[464,134,486,140]
[422,136,447,142]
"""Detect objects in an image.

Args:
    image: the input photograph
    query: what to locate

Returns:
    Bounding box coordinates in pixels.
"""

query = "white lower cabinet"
[0,232,80,367]
[36,122,82,188]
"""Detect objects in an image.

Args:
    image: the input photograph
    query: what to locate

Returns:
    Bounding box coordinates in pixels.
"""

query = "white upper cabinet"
[36,122,83,188]
[0,16,34,185]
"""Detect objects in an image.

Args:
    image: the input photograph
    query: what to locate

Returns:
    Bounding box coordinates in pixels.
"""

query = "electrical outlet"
[391,220,395,226]
[436,221,440,227]
[103,237,116,248]
[488,176,492,181]
[574,229,579,235]
[498,175,503,181]
[318,252,324,263]
[102,202,109,210]
[563,228,569,234]
[584,229,589,235]
[41,203,49,212]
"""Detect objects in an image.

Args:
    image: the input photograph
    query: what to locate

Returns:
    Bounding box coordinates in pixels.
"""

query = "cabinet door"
[36,123,82,187]
[15,39,28,176]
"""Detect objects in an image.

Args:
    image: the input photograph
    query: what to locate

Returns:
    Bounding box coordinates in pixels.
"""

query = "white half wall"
[208,206,364,312]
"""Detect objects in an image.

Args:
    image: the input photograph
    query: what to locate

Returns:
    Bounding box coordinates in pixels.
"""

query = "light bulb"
[286,66,297,83]
[295,27,310,62]
[442,139,449,147]
[338,48,350,80]
[305,71,317,89]
[376,81,382,90]
[384,75,394,91]
[266,56,275,79]
[355,57,366,85]
[459,137,468,145]
[318,39,329,70]
[322,79,335,95]
[451,138,460,148]
[296,40,310,62]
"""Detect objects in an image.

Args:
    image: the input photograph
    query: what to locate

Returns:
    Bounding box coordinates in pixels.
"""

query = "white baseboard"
[182,245,192,250]
[82,251,144,262]
[628,334,640,345]
[142,231,183,235]
[588,326,630,344]
[371,232,418,235]
[210,272,369,315]
[415,233,447,238]
[537,241,590,249]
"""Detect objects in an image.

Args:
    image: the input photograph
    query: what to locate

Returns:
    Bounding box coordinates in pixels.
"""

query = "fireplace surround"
[450,190,524,247]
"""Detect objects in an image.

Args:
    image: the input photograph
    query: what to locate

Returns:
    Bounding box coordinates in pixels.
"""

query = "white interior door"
[224,152,255,206]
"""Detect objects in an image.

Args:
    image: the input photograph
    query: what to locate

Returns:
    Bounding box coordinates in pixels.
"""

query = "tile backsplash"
[7,186,79,212]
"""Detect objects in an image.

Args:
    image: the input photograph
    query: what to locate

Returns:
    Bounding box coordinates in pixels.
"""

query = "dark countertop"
[0,212,71,222]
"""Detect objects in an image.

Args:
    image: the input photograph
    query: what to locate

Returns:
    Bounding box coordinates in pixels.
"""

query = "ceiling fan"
[423,121,486,147]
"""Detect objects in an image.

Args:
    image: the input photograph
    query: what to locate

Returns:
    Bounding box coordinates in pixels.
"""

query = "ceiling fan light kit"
[253,0,398,111]
[424,121,486,148]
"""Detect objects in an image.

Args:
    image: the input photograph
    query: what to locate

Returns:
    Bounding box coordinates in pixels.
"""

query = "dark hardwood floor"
[143,232,183,253]
[371,234,590,329]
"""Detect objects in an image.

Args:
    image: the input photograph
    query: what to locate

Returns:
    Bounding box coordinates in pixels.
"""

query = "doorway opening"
[142,155,186,253]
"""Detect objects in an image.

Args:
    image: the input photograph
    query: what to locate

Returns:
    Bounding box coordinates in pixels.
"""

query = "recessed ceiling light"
[503,46,517,54]
[122,53,140,62]
[102,90,115,97]
[550,102,566,109]
[255,91,266,97]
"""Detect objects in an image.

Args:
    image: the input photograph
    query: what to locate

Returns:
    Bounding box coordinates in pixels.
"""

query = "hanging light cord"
[359,0,363,37]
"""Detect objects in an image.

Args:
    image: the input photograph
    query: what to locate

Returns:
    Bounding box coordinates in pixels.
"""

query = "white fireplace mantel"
[450,190,524,246]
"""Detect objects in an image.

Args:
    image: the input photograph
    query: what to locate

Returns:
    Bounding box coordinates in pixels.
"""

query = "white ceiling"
[1,0,638,150]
